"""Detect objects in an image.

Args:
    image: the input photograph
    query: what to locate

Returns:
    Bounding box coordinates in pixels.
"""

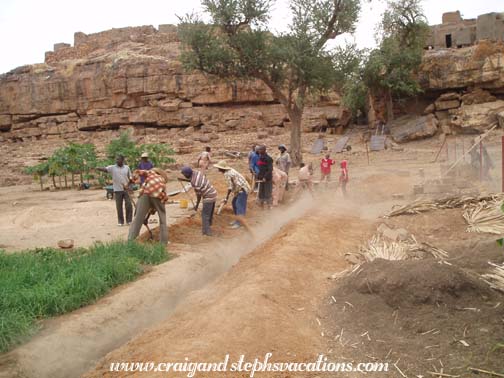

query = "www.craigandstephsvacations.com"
[109,353,389,376]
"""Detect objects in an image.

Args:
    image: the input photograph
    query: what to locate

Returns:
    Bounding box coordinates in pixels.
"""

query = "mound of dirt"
[323,252,504,376]
[341,258,494,308]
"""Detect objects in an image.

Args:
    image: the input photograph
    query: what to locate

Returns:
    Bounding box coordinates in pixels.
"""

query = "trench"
[0,196,316,378]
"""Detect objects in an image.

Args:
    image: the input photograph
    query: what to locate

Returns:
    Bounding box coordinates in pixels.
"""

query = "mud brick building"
[426,10,504,49]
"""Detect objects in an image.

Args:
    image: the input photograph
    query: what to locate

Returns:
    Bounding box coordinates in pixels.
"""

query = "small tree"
[179,0,361,164]
[24,162,49,191]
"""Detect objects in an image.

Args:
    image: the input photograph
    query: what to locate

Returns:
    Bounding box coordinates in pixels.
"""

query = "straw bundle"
[385,194,504,218]
[481,262,504,293]
[463,200,504,234]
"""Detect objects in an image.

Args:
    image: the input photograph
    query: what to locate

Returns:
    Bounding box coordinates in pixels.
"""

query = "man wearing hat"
[128,168,169,244]
[179,166,218,236]
[214,160,251,229]
[137,152,154,184]
[276,144,291,191]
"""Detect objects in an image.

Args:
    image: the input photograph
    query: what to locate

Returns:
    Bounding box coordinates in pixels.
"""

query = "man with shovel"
[128,168,169,245]
[179,166,218,236]
[214,160,251,229]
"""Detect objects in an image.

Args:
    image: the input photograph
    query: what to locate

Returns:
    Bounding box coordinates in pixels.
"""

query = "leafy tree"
[106,131,139,166]
[178,0,361,164]
[139,143,176,167]
[105,132,175,168]
[363,0,429,121]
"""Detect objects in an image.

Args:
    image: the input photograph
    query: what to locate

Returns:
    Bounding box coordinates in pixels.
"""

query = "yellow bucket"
[179,199,188,209]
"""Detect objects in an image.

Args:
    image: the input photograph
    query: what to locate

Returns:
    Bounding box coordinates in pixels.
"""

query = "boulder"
[461,88,497,105]
[391,115,438,143]
[450,100,504,133]
[435,99,460,111]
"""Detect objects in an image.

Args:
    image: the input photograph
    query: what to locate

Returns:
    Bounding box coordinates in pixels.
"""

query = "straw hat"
[214,160,232,170]
[141,152,149,158]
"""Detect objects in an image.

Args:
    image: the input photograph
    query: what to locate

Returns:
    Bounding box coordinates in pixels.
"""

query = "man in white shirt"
[97,155,133,226]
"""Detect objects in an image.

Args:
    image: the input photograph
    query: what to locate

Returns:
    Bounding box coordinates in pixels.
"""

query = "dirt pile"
[323,239,504,377]
[343,258,493,308]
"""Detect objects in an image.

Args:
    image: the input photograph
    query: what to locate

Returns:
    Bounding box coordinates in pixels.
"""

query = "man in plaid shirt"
[214,160,251,229]
[128,168,169,245]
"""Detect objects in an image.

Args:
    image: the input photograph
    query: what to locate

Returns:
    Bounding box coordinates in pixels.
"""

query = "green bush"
[0,241,169,352]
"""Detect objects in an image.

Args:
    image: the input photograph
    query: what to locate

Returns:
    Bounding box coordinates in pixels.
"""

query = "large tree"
[178,0,361,164]
[363,0,429,122]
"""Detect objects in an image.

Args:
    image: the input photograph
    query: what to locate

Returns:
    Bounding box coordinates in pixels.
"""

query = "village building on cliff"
[426,11,504,49]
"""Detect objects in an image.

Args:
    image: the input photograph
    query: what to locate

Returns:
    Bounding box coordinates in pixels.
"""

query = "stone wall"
[0,24,344,147]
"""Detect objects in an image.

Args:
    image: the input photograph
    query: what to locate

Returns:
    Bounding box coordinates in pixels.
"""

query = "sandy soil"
[85,200,377,378]
[1,129,503,378]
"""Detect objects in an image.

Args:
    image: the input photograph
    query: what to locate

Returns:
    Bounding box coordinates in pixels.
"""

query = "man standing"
[276,144,291,190]
[180,166,217,236]
[128,168,169,244]
[96,155,133,226]
[256,145,273,208]
[137,152,154,184]
[197,146,212,173]
[214,160,251,229]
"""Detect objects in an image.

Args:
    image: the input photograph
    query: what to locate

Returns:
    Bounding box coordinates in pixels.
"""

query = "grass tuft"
[0,241,169,353]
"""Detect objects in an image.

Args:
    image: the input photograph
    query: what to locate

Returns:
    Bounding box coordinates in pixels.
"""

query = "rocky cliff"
[0,24,343,147]
[418,41,504,137]
[419,41,504,93]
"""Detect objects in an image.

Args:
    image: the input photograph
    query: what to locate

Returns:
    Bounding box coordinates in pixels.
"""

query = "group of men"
[98,143,349,245]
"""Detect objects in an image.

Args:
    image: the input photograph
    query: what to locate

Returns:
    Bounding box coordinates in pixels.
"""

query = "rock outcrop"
[419,41,504,93]
[0,25,344,147]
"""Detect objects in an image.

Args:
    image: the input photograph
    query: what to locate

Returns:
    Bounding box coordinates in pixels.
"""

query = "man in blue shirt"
[138,152,154,184]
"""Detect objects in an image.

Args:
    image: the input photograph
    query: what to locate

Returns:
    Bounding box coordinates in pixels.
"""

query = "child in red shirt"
[320,154,335,184]
[339,160,349,197]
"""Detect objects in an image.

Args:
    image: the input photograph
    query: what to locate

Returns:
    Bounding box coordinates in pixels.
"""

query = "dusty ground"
[1,129,503,378]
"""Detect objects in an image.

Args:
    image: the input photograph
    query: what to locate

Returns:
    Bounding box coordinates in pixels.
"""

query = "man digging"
[128,168,169,245]
[179,166,218,236]
[214,160,251,229]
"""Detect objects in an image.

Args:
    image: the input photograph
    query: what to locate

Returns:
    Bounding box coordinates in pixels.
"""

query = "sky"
[0,0,502,74]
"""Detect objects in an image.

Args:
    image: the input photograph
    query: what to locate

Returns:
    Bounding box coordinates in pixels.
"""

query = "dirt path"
[84,200,376,378]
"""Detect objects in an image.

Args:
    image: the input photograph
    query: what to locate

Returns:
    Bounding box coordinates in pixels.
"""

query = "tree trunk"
[288,109,303,166]
[39,176,43,191]
[71,174,75,188]
[64,175,68,188]
[52,175,57,189]
[59,176,62,188]
[386,89,394,123]
[80,172,84,184]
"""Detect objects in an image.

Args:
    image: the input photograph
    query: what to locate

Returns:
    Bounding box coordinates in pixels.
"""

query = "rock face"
[419,41,504,93]
[0,25,343,146]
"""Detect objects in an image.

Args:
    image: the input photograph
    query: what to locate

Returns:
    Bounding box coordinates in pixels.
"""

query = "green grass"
[0,241,169,353]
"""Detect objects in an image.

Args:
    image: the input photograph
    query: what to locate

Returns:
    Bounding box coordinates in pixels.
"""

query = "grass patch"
[0,241,169,353]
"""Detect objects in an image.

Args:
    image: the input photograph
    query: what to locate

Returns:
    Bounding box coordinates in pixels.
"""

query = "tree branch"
[316,0,342,49]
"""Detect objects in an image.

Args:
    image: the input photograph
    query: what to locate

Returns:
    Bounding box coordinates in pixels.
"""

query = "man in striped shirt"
[180,166,217,236]
[128,168,169,245]
[214,160,251,229]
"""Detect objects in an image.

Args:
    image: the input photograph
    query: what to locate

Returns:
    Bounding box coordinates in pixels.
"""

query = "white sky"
[0,0,502,74]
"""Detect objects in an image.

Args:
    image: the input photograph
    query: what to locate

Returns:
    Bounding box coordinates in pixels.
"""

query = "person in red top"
[339,160,349,197]
[320,153,335,185]
[128,168,169,245]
